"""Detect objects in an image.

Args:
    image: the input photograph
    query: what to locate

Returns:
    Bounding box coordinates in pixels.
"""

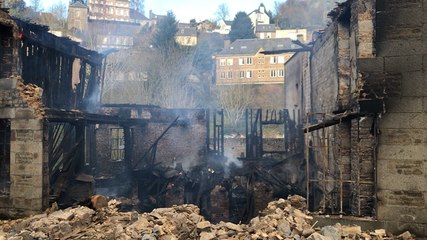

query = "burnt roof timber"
[45,109,149,126]
[303,111,364,133]
[16,20,103,65]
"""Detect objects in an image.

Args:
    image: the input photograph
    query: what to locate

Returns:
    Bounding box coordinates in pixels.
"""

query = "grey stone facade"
[284,0,426,236]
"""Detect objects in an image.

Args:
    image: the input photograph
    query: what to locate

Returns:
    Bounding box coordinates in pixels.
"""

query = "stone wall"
[284,53,308,125]
[363,0,427,235]
[0,78,47,217]
[310,23,339,114]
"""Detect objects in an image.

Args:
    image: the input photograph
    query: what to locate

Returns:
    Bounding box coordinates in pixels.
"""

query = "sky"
[26,0,280,22]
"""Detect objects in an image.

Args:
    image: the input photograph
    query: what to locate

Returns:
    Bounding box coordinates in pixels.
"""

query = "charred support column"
[123,126,133,171]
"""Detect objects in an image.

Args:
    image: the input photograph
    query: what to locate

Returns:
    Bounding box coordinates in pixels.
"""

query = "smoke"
[223,150,243,178]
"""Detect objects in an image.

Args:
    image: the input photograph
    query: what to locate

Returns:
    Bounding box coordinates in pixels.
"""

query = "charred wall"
[284,52,309,126]
[364,0,427,235]
[138,109,208,170]
[0,77,47,217]
[285,0,427,236]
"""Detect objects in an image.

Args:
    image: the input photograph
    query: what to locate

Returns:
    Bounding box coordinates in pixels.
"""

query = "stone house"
[248,3,270,28]
[215,19,232,35]
[284,0,427,236]
[176,23,197,46]
[215,38,295,85]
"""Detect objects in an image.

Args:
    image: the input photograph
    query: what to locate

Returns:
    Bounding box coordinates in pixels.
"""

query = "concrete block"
[376,0,423,11]
[378,190,425,207]
[15,108,35,119]
[10,163,42,176]
[12,198,33,210]
[377,144,427,160]
[377,40,425,57]
[379,112,427,129]
[0,78,17,90]
[377,9,424,28]
[377,27,422,42]
[385,97,423,113]
[423,97,427,112]
[0,107,15,118]
[379,129,427,145]
[11,185,42,199]
[358,58,384,72]
[385,56,423,73]
[11,129,34,142]
[10,142,43,159]
[11,119,43,130]
[401,71,426,97]
[377,159,426,190]
[378,205,427,224]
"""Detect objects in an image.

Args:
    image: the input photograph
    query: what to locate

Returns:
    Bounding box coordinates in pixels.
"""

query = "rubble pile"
[16,78,44,118]
[0,196,415,240]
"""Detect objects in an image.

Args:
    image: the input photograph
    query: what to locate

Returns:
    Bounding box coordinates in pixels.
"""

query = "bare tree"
[214,84,254,128]
[215,3,229,21]
[29,0,41,12]
[130,0,144,15]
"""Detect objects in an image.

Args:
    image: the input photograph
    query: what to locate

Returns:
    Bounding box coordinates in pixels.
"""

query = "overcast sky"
[25,0,280,22]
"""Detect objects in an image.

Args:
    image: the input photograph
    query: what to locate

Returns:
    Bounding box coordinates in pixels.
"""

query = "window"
[278,69,284,77]
[267,33,272,38]
[278,56,285,64]
[110,128,124,161]
[220,72,226,79]
[257,14,262,21]
[239,58,245,65]
[246,57,252,65]
[260,33,264,39]
[239,71,245,78]
[246,71,252,78]
[219,59,226,66]
[270,70,276,77]
[226,58,233,65]
[75,11,80,17]
[227,71,233,79]
[270,56,277,64]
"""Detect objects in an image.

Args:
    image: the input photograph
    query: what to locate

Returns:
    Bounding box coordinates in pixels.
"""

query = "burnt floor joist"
[45,108,149,126]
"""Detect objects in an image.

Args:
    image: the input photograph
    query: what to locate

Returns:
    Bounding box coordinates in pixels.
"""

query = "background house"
[215,38,294,85]
[176,23,198,46]
[248,3,270,28]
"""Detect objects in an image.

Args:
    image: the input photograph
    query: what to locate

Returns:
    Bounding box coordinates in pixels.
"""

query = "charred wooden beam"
[45,108,149,126]
[303,111,364,133]
[15,19,103,65]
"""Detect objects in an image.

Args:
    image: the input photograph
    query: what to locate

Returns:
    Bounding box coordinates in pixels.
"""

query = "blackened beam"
[304,111,364,133]
[44,108,149,126]
[16,20,103,65]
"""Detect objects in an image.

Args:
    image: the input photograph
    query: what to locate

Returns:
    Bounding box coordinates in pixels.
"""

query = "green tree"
[229,12,255,42]
[151,11,179,52]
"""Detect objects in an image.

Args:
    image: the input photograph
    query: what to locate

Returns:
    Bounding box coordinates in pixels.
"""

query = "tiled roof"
[216,38,293,56]
[255,24,276,33]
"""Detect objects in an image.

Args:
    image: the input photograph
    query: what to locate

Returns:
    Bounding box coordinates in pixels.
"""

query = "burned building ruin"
[1,0,427,237]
